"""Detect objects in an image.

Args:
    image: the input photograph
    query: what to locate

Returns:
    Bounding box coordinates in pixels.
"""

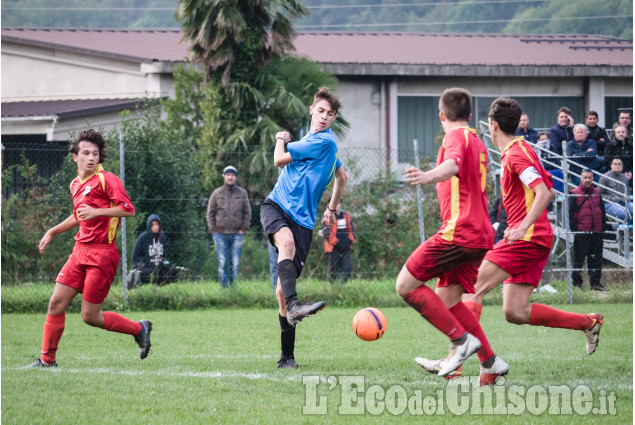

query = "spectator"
[599,158,633,223]
[268,241,278,291]
[515,113,538,143]
[585,111,609,155]
[129,214,179,288]
[549,106,575,158]
[488,195,507,243]
[569,170,607,291]
[611,110,633,142]
[566,124,599,185]
[319,200,356,283]
[604,125,633,174]
[206,165,252,288]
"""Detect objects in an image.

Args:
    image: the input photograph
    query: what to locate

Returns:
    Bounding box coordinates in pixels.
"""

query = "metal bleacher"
[478,121,633,269]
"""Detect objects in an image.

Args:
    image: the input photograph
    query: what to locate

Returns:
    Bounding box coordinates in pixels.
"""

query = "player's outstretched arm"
[274,131,292,167]
[503,183,555,243]
[405,159,459,186]
[39,213,79,254]
[322,167,348,226]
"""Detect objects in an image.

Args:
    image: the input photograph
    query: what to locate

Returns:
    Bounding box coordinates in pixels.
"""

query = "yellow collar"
[77,164,104,183]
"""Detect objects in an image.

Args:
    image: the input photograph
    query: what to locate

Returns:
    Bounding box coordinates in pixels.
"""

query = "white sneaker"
[539,284,558,294]
[415,357,442,374]
[583,313,603,355]
[438,333,481,377]
[415,357,463,379]
[479,356,509,386]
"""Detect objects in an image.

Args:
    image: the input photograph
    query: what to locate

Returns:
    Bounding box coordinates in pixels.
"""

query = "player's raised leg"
[502,283,603,354]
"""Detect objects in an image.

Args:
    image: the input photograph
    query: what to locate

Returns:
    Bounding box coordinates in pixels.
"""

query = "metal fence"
[2,133,632,299]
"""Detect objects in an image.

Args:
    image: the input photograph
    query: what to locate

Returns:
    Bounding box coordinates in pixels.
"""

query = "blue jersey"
[268,129,342,229]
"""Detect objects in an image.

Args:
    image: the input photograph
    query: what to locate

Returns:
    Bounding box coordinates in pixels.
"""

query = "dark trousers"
[572,233,603,288]
[328,249,352,283]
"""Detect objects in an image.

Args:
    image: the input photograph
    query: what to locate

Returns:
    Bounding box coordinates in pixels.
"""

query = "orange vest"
[323,212,355,253]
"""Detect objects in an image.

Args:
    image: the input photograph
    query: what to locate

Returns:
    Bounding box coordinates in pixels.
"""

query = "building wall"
[1,42,171,101]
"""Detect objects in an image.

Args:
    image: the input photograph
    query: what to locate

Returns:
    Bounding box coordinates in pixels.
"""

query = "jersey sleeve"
[103,172,135,213]
[509,149,544,189]
[288,135,327,162]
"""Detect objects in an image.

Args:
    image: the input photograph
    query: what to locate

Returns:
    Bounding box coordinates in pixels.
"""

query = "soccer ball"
[352,307,387,341]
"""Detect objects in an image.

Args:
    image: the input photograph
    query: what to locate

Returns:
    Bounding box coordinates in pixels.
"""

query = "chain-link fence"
[2,134,632,299]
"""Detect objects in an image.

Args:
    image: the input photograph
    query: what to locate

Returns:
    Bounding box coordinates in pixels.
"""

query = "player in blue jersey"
[261,87,347,368]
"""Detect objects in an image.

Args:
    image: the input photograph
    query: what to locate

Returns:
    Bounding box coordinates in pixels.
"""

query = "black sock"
[481,355,496,369]
[451,332,468,345]
[277,259,297,306]
[279,313,295,358]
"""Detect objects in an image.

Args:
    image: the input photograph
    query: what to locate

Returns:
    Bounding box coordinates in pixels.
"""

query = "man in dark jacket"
[207,165,252,287]
[515,113,538,143]
[604,125,633,174]
[569,170,607,291]
[585,111,610,155]
[129,214,179,288]
[549,106,575,159]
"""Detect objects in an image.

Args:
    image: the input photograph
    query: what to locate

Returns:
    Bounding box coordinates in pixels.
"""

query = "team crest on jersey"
[83,186,92,196]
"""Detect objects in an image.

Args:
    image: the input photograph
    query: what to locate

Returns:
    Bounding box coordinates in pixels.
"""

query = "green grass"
[2,305,632,424]
[2,279,632,313]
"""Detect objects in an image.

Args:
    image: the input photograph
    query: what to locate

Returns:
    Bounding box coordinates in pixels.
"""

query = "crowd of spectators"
[512,108,632,289]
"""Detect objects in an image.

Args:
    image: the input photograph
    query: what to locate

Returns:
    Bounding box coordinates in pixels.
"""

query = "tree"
[504,0,633,39]
[176,0,308,85]
[176,0,348,202]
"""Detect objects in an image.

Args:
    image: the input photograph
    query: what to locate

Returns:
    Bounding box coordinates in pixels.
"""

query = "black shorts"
[260,199,313,277]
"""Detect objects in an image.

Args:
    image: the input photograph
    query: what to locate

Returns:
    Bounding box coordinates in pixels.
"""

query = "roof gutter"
[1,115,58,141]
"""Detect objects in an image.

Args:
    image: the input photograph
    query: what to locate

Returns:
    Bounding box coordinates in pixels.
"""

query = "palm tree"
[176,0,307,85]
[176,0,348,202]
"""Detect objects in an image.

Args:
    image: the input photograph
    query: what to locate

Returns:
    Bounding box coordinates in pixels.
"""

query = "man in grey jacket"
[599,158,632,223]
[207,165,252,287]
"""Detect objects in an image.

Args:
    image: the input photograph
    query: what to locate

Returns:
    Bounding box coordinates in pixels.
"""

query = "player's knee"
[503,308,523,325]
[395,279,410,299]
[81,311,100,327]
[48,296,66,314]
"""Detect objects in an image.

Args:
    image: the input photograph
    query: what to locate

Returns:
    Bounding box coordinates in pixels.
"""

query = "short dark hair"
[557,106,572,116]
[488,97,522,136]
[538,131,549,139]
[439,88,472,122]
[313,86,342,114]
[586,111,598,118]
[70,129,107,164]
[619,111,631,118]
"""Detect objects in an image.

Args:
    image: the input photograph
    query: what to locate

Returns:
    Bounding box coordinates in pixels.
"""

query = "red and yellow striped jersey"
[436,127,494,249]
[500,137,554,249]
[69,164,135,244]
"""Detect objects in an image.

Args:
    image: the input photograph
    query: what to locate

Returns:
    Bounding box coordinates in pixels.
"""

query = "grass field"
[2,304,632,424]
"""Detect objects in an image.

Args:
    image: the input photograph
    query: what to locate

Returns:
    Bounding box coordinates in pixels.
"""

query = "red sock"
[102,312,143,335]
[404,285,466,340]
[463,301,482,321]
[450,302,494,363]
[41,313,65,364]
[529,303,593,330]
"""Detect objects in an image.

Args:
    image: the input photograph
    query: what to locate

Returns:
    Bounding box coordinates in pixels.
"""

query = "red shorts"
[484,240,550,287]
[405,235,488,294]
[56,242,120,304]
